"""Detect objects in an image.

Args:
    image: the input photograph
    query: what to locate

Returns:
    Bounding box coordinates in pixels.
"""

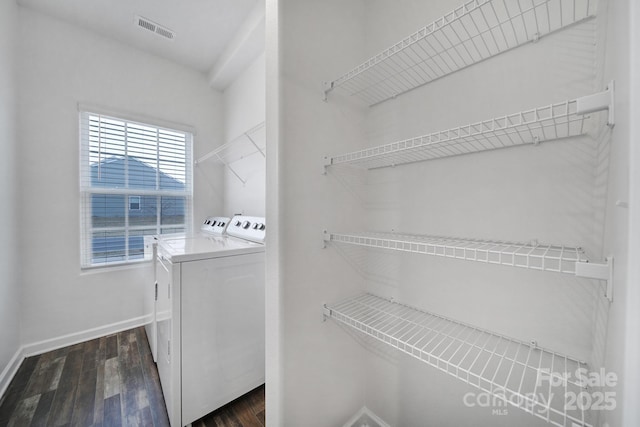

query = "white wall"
[277,0,623,425]
[597,0,633,426]
[277,1,370,426]
[16,7,224,347]
[222,52,266,217]
[0,0,21,388]
[264,1,282,424]
[623,2,640,425]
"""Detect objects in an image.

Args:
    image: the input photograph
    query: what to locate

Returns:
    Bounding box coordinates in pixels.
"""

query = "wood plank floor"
[0,327,265,427]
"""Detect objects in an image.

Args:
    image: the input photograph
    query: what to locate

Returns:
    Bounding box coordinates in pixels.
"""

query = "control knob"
[242,221,251,229]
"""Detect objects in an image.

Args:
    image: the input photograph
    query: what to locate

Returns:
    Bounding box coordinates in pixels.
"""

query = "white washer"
[153,215,266,427]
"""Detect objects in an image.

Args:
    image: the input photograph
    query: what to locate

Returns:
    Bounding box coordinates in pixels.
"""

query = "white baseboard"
[23,314,152,357]
[343,406,392,427]
[0,314,152,399]
[0,347,25,399]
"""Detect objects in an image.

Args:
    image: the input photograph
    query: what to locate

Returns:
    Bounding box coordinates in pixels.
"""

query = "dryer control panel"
[200,216,230,235]
[226,216,266,243]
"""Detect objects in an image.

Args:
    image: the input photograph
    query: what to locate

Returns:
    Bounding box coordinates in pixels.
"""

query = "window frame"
[79,107,194,269]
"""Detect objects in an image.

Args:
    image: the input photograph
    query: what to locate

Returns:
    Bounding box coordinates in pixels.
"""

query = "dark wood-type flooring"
[0,327,265,427]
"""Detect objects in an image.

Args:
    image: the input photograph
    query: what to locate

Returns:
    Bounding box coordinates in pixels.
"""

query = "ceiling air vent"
[135,15,175,41]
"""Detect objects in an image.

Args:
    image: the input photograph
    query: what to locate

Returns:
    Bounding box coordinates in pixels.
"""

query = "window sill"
[80,257,151,275]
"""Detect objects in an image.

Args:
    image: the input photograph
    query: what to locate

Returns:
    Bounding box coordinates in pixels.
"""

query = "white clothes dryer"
[151,215,266,426]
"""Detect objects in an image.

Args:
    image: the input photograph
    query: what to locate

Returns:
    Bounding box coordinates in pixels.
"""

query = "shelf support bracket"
[575,256,614,302]
[322,155,333,175]
[323,305,332,322]
[246,133,265,158]
[322,81,334,102]
[322,230,331,249]
[219,155,248,185]
[576,80,615,127]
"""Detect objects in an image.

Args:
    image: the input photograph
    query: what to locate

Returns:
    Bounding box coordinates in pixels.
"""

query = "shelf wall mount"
[321,156,332,175]
[576,80,615,127]
[322,304,332,321]
[575,256,614,302]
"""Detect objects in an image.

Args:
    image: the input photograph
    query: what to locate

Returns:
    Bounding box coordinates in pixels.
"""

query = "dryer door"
[180,252,265,425]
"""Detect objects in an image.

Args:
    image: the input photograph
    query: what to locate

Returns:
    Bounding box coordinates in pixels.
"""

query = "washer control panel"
[226,215,266,243]
[200,216,230,235]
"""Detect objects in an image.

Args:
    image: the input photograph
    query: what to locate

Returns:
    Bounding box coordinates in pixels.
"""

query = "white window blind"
[80,111,193,268]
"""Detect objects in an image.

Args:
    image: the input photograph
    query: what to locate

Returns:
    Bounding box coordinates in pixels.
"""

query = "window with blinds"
[80,111,193,268]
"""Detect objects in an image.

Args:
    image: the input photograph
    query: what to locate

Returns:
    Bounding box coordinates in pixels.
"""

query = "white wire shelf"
[324,293,593,427]
[323,0,595,106]
[324,231,612,282]
[195,121,265,184]
[323,84,614,171]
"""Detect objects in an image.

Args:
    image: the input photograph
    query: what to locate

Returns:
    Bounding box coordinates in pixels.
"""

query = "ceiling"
[17,0,264,85]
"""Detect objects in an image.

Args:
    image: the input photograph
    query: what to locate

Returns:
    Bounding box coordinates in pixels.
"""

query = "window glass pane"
[91,156,125,188]
[161,196,186,225]
[161,226,185,234]
[89,116,125,162]
[129,195,157,227]
[129,156,159,189]
[159,131,187,189]
[87,115,188,191]
[82,112,191,268]
[91,194,125,228]
[158,162,186,190]
[127,124,159,167]
[128,229,156,261]
[92,230,126,264]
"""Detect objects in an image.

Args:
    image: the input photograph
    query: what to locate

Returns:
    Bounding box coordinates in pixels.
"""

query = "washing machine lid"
[157,234,264,263]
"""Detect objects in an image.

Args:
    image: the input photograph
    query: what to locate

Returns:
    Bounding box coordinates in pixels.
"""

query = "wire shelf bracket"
[324,293,594,427]
[322,83,615,172]
[576,81,615,127]
[322,305,332,321]
[323,0,596,106]
[321,156,332,175]
[195,121,266,185]
[575,256,614,302]
[324,231,614,295]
